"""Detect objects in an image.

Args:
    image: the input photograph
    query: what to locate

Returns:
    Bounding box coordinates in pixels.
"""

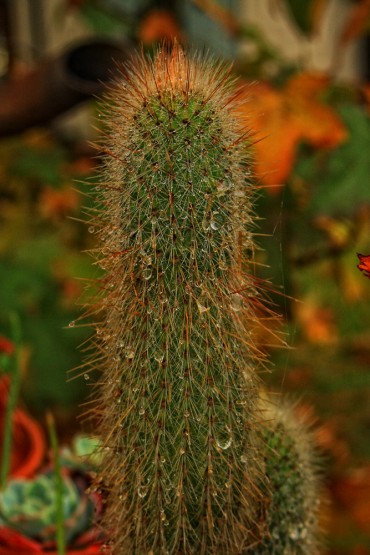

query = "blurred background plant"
[0,0,369,553]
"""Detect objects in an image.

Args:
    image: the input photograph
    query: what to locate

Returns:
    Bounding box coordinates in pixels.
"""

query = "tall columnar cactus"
[84,45,320,554]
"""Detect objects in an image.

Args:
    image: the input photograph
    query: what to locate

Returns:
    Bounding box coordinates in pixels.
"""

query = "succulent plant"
[82,44,320,554]
[60,434,103,472]
[0,471,96,547]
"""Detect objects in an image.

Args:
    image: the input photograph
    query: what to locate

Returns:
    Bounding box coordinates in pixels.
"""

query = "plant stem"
[46,411,65,555]
[0,313,22,489]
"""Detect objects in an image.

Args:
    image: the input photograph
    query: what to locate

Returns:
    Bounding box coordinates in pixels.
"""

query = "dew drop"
[230,293,243,312]
[289,527,300,541]
[68,320,75,328]
[215,435,232,451]
[137,485,148,498]
[139,407,145,416]
[88,226,95,234]
[225,481,231,489]
[196,300,210,314]
[210,220,219,231]
[84,373,89,381]
[143,268,152,280]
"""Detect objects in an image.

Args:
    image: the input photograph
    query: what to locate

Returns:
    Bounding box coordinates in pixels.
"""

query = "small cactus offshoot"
[257,399,320,555]
[82,44,321,554]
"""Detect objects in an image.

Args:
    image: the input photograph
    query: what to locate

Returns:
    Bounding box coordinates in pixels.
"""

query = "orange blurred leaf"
[138,9,182,45]
[295,298,337,344]
[239,74,347,190]
[285,73,347,148]
[38,186,80,219]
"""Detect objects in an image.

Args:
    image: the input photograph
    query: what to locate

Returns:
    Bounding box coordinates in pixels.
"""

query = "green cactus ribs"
[87,45,264,554]
[82,43,321,555]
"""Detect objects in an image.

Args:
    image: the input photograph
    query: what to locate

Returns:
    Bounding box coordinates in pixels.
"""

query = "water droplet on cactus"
[68,320,75,328]
[210,220,219,231]
[288,527,300,540]
[196,300,210,314]
[137,485,148,498]
[215,435,232,450]
[139,407,145,416]
[88,226,95,234]
[230,293,243,312]
[225,481,231,489]
[84,373,89,380]
[143,268,152,280]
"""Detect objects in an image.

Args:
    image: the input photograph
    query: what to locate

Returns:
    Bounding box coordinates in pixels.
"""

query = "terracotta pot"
[0,376,45,478]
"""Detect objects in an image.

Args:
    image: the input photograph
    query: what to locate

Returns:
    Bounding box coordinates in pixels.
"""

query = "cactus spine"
[84,45,320,554]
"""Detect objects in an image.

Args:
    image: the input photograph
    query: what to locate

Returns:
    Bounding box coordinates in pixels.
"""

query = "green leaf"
[13,144,66,188]
[300,104,370,216]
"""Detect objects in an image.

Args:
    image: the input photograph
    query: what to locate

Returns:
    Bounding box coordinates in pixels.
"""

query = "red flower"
[357,253,370,279]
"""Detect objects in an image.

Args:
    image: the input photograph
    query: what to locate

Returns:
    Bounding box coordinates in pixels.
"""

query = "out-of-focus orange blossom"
[38,186,80,220]
[138,9,182,45]
[238,73,347,192]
